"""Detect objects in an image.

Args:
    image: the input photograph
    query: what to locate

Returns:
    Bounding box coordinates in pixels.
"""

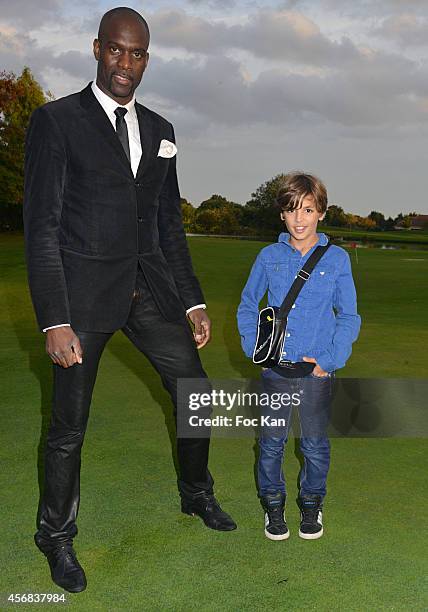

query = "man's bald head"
[93,7,150,104]
[98,7,150,42]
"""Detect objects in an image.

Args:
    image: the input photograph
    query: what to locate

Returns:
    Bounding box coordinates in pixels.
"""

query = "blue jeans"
[258,368,333,499]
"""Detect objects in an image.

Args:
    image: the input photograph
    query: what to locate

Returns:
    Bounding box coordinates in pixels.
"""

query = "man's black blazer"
[23,83,204,332]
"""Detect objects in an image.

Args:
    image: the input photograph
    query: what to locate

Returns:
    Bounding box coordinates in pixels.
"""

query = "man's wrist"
[186,304,206,315]
[43,323,71,333]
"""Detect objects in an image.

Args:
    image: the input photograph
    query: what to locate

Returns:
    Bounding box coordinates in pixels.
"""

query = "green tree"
[243,174,286,232]
[324,204,347,227]
[0,67,52,230]
[181,198,196,232]
[194,206,242,235]
[354,215,376,230]
[198,194,230,211]
[195,194,243,234]
[194,209,219,233]
[384,216,395,230]
[213,206,241,235]
[368,210,386,229]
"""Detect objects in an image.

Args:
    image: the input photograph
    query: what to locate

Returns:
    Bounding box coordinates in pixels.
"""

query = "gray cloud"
[142,51,428,131]
[293,0,428,17]
[141,8,428,133]
[0,0,100,30]
[374,14,428,47]
[0,29,47,82]
[0,0,61,28]
[186,0,236,7]
[0,27,93,92]
[50,50,94,81]
[150,9,361,66]
[3,31,424,134]
[2,5,427,134]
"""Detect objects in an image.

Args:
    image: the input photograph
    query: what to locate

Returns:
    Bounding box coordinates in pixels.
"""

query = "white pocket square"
[157,139,177,158]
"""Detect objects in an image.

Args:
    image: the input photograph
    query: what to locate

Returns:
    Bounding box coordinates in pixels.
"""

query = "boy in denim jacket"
[237,173,361,540]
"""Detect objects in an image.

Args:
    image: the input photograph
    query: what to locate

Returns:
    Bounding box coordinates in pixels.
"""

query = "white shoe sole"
[265,528,290,541]
[298,528,323,540]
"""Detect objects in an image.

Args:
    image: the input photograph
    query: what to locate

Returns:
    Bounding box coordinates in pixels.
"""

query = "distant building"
[410,215,428,229]
[394,214,428,230]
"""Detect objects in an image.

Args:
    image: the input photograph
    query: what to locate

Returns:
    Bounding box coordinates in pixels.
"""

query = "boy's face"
[280,195,325,244]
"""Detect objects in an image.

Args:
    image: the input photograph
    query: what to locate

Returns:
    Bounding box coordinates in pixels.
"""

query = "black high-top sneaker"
[261,493,289,541]
[298,495,323,540]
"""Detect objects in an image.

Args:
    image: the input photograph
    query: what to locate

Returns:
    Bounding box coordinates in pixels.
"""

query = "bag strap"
[277,241,331,319]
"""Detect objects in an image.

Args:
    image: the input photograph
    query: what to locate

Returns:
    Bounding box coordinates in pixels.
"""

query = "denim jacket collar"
[278,232,329,251]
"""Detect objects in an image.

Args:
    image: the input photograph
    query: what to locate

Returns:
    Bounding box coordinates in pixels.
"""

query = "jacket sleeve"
[317,252,361,372]
[237,252,268,358]
[23,105,71,331]
[157,124,205,310]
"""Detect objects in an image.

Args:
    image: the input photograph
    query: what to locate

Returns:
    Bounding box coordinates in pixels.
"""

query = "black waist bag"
[253,306,286,368]
[252,242,331,368]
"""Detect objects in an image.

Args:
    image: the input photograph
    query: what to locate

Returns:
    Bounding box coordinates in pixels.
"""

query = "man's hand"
[187,309,211,349]
[46,327,83,368]
[303,356,329,377]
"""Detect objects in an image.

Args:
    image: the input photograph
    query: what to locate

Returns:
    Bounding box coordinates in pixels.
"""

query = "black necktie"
[114,107,130,162]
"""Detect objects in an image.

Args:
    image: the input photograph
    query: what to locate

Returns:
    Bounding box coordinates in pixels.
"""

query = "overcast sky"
[1,0,427,216]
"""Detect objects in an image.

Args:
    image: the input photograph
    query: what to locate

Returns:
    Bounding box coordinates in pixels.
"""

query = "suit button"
[137,217,143,223]
[135,181,142,187]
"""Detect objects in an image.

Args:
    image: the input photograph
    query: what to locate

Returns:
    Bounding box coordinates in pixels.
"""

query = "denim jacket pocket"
[307,266,335,296]
[265,262,289,291]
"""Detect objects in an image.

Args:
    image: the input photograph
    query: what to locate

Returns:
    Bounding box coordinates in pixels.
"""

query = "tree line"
[0,69,423,234]
[182,187,420,237]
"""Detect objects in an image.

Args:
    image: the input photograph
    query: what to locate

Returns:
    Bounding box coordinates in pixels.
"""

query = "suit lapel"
[135,103,155,180]
[80,84,133,178]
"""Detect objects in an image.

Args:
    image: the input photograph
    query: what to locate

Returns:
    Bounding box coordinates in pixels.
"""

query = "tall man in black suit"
[24,7,236,594]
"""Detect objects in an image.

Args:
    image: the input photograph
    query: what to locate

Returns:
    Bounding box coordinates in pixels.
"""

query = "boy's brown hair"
[276,172,328,214]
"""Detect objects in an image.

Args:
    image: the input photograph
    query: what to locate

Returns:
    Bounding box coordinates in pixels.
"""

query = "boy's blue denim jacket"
[237,232,361,373]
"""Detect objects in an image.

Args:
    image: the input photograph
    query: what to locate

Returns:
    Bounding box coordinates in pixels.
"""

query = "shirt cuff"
[186,304,206,315]
[43,323,71,333]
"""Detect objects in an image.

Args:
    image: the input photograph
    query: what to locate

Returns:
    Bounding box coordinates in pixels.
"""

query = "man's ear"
[93,38,100,61]
[319,213,326,221]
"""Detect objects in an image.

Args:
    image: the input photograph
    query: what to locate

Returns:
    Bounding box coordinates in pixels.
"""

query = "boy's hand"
[302,356,329,377]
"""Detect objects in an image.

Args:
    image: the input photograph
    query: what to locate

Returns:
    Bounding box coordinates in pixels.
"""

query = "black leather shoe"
[35,538,87,593]
[181,492,237,531]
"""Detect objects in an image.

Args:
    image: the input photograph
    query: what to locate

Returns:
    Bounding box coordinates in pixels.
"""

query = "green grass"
[0,234,427,611]
[319,225,428,244]
[190,226,428,245]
